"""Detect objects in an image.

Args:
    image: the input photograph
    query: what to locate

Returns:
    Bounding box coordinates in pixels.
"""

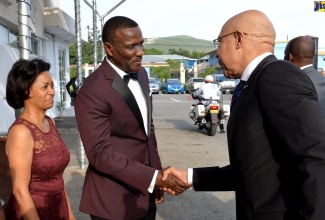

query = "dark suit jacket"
[193,55,325,220]
[75,58,162,219]
[302,66,325,115]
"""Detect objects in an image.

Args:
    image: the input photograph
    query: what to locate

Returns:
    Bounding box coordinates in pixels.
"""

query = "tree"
[190,51,206,59]
[198,66,216,78]
[69,27,102,65]
[151,66,170,82]
[168,48,191,58]
[168,48,206,59]
[144,48,164,55]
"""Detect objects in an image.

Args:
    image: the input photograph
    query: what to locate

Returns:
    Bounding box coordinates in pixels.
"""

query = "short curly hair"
[102,16,138,44]
[6,58,50,109]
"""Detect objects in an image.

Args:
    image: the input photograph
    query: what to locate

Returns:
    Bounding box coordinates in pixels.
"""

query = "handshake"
[155,166,191,195]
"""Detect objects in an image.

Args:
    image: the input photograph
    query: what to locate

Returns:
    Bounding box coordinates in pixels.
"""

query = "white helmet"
[204,75,214,83]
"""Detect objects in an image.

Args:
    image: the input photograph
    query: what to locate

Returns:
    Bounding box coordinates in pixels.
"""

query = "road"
[61,93,236,220]
[152,93,236,220]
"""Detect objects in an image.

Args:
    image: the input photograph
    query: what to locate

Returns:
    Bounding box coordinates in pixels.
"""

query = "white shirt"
[193,82,221,102]
[300,64,313,70]
[106,58,157,192]
[188,52,273,187]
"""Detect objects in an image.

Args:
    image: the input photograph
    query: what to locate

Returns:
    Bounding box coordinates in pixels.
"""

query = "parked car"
[184,77,205,93]
[218,76,236,94]
[162,79,184,94]
[149,78,160,94]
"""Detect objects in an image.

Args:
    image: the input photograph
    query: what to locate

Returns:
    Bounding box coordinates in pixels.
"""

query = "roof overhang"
[44,7,87,43]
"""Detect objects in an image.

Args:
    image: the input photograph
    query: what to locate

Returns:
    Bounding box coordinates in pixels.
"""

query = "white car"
[185,77,205,93]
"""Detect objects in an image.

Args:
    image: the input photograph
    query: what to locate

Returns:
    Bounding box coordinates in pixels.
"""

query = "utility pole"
[74,0,87,170]
[16,0,32,118]
[84,0,127,62]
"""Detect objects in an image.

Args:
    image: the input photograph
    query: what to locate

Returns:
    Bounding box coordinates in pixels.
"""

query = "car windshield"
[149,79,156,83]
[167,80,181,84]
[193,78,204,82]
[222,77,235,81]
[219,76,235,81]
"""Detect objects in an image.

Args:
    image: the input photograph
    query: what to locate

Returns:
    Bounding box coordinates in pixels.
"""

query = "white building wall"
[0,1,73,133]
[0,44,19,134]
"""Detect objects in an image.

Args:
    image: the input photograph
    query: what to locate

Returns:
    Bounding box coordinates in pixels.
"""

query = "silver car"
[149,78,160,94]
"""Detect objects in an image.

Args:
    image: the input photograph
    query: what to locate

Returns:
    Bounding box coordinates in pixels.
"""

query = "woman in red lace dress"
[4,59,75,220]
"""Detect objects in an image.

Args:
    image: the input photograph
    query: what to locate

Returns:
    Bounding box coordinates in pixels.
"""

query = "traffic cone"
[188,94,192,101]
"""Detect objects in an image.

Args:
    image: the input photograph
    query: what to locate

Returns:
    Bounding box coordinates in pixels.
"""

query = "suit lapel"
[137,72,151,137]
[110,69,146,134]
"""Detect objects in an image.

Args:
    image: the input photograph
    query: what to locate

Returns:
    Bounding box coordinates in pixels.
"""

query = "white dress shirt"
[106,58,157,193]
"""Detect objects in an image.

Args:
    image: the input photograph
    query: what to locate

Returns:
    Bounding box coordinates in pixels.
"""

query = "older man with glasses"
[163,9,325,220]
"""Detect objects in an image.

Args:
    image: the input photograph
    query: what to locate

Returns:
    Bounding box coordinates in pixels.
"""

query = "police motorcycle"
[189,93,230,136]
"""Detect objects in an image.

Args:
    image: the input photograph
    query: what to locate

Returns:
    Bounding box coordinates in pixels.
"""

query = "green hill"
[144,35,215,54]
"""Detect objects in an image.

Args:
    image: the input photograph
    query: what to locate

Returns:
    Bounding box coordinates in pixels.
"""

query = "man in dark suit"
[284,36,325,114]
[75,16,189,220]
[163,10,325,219]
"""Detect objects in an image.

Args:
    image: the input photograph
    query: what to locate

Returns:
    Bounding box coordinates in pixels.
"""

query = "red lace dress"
[4,116,70,220]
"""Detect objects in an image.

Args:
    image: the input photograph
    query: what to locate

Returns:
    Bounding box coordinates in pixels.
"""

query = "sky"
[59,0,325,49]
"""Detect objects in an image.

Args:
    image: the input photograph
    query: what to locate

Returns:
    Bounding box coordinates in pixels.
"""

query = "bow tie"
[123,73,138,84]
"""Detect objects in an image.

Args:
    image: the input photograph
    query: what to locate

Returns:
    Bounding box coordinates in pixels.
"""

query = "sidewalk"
[56,107,89,219]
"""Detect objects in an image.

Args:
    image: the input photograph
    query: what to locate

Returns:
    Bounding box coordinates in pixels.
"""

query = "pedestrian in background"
[284,35,325,114]
[4,59,75,220]
[164,9,325,220]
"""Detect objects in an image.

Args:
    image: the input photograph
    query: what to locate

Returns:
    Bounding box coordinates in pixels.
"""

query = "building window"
[9,30,18,48]
[0,23,8,44]
[0,23,18,48]
[58,48,66,103]
[31,38,38,55]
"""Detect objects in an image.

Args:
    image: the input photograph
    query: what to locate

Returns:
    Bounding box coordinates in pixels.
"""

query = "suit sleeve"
[193,165,236,191]
[257,61,325,219]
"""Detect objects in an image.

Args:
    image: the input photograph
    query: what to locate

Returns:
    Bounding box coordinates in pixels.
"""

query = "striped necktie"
[231,80,246,107]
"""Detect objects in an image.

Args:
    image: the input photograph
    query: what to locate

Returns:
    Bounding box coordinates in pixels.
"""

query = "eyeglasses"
[213,32,236,49]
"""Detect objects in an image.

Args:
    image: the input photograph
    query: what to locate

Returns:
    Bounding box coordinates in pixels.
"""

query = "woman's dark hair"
[102,16,138,44]
[6,58,51,109]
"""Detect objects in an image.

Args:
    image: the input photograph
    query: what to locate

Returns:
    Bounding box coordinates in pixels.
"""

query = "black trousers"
[90,195,157,220]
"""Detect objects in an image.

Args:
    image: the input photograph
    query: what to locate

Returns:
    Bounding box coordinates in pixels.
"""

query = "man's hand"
[155,167,191,196]
[154,188,164,204]
[162,166,188,183]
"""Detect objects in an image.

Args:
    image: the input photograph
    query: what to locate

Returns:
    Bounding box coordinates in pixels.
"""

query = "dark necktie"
[123,73,138,84]
[231,80,246,107]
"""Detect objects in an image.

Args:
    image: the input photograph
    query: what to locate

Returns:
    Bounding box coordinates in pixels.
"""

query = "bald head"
[222,10,276,50]
[284,36,315,67]
[217,10,276,78]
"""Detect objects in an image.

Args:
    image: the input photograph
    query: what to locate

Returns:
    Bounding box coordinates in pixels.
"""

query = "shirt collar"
[300,64,313,70]
[241,52,272,81]
[106,57,127,78]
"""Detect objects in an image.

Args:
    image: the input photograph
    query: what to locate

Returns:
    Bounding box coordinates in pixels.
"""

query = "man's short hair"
[102,16,138,44]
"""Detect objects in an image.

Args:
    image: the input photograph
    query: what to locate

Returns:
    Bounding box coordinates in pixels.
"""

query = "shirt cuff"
[148,170,158,193]
[188,168,194,190]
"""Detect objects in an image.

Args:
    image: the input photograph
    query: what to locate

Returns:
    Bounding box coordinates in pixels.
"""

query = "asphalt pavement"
[56,107,89,219]
[57,94,235,220]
